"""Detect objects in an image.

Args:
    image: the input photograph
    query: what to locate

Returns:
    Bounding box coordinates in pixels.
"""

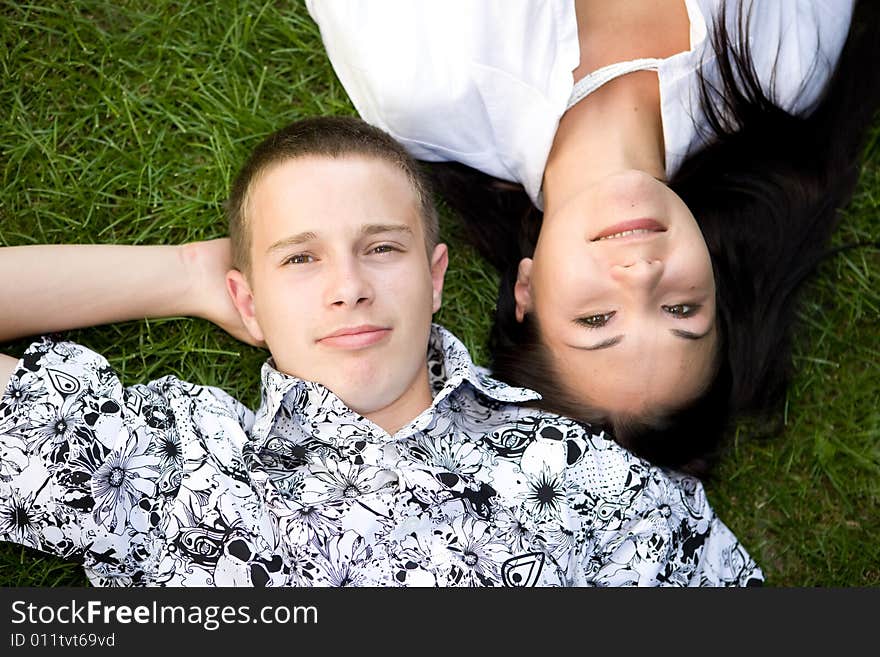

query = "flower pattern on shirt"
[0,325,764,586]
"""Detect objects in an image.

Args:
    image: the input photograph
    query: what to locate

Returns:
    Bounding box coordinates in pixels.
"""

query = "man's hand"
[182,239,265,347]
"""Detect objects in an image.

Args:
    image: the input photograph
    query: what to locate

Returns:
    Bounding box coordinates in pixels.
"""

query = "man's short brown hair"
[227,116,440,275]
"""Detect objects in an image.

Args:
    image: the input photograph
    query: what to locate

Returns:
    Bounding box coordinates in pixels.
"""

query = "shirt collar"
[250,323,541,444]
[426,324,540,407]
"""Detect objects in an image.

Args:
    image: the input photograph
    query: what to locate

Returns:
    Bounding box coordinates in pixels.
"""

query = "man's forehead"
[247,155,422,235]
[254,153,413,196]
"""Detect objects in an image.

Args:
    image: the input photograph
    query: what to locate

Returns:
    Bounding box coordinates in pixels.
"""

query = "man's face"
[227,155,447,423]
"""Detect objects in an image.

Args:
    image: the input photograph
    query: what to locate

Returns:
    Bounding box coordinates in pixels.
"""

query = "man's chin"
[338,389,396,416]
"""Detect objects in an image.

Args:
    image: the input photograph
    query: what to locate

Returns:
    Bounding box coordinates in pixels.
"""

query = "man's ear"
[429,243,449,313]
[226,269,265,344]
[514,257,534,323]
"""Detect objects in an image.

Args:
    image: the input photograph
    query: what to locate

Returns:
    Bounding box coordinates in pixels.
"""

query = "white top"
[306,0,853,207]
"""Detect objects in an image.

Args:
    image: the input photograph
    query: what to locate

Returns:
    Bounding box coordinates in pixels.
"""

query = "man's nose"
[610,258,663,290]
[326,258,373,308]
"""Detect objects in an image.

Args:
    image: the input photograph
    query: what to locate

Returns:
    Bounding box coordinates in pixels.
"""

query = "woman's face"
[516,170,718,416]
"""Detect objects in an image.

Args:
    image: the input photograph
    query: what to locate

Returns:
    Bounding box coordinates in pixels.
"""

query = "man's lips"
[591,218,667,241]
[317,326,391,349]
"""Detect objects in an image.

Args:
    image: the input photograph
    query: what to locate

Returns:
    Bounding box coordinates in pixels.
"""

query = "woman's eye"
[663,304,700,317]
[576,311,615,328]
[284,254,314,265]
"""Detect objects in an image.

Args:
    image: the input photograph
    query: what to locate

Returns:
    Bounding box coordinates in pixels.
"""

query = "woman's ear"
[226,269,265,344]
[514,257,534,323]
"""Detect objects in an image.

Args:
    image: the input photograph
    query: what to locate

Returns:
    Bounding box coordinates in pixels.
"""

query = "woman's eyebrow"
[579,335,624,351]
[578,327,711,350]
[670,328,712,340]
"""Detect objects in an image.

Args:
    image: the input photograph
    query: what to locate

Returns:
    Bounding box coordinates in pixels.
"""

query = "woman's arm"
[0,238,258,345]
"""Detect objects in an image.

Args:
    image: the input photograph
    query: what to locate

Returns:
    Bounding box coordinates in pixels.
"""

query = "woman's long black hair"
[426,0,880,478]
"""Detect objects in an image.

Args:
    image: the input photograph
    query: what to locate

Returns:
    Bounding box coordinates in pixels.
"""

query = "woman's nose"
[610,258,663,289]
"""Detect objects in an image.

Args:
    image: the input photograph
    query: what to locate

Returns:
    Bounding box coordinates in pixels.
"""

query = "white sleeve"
[742,0,854,115]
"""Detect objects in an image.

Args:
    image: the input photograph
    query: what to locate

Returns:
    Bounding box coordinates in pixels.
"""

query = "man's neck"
[363,365,433,435]
[543,70,667,217]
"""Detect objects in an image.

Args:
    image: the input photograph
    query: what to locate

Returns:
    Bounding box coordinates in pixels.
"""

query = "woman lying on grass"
[306,0,880,476]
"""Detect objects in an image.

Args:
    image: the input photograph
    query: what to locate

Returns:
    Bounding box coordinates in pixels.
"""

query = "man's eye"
[284,254,314,265]
[663,304,700,317]
[370,244,399,255]
[576,311,615,328]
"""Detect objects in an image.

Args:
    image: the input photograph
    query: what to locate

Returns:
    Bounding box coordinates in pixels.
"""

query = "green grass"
[1,0,878,587]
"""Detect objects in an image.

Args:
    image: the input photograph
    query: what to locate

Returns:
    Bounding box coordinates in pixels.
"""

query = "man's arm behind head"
[0,241,261,347]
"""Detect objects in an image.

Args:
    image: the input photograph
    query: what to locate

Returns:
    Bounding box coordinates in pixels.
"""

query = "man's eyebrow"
[578,335,624,351]
[266,232,318,254]
[266,224,412,255]
[362,223,413,237]
[670,327,713,340]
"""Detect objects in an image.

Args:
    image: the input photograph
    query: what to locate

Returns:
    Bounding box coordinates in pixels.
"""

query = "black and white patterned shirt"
[0,325,763,586]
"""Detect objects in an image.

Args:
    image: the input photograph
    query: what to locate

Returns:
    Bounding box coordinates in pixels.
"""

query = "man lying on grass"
[0,117,763,586]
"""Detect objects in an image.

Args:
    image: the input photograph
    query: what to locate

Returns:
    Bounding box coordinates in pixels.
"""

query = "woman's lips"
[591,218,667,241]
[318,326,391,349]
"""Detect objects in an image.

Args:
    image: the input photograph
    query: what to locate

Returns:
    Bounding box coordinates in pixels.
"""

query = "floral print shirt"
[0,326,763,586]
